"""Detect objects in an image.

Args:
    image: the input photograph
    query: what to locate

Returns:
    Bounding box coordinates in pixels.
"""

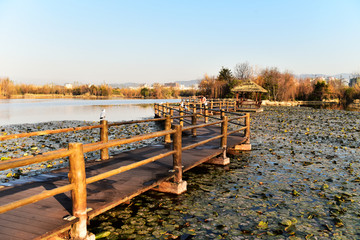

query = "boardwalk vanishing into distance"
[0,99,251,239]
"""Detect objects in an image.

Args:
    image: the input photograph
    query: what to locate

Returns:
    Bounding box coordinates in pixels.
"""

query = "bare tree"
[234,62,253,80]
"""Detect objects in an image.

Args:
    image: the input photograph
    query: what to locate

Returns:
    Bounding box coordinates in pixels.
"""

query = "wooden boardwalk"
[0,103,250,239]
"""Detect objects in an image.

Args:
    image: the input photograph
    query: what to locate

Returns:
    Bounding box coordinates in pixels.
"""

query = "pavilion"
[231,79,268,111]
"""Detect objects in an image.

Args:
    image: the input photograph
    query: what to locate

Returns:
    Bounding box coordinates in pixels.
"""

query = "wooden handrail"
[182,134,223,151]
[227,126,248,136]
[182,120,223,131]
[83,129,176,153]
[86,150,176,185]
[0,148,72,171]
[0,129,175,172]
[0,129,178,219]
[108,117,166,127]
[0,125,102,141]
[228,115,247,121]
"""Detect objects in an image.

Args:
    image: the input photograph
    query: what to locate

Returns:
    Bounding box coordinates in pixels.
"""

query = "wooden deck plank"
[0,212,59,229]
[0,222,38,240]
[0,217,48,235]
[0,119,248,239]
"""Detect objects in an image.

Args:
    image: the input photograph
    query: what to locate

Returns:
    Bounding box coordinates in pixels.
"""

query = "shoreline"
[261,99,341,106]
[1,94,181,100]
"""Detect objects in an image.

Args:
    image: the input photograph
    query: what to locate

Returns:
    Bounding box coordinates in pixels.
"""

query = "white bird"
[100,109,106,120]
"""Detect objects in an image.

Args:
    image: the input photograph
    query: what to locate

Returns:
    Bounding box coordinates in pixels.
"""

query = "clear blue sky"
[1,0,359,85]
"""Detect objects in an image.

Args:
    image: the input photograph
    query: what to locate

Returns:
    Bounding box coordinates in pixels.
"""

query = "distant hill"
[174,79,200,87]
[297,73,353,80]
[109,79,200,88]
[109,83,141,88]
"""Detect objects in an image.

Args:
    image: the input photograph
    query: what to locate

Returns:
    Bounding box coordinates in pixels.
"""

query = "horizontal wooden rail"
[83,129,176,153]
[227,126,248,136]
[0,125,102,141]
[0,149,72,171]
[183,120,223,131]
[86,150,176,185]
[223,111,245,116]
[227,121,245,126]
[182,134,223,151]
[196,113,221,121]
[108,117,166,127]
[0,183,74,214]
[170,114,194,120]
[228,115,247,121]
[0,129,175,172]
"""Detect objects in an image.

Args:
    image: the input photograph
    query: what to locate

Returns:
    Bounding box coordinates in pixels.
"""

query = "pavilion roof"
[232,79,268,93]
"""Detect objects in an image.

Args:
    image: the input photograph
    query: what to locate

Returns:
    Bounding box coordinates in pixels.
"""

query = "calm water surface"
[0,99,180,126]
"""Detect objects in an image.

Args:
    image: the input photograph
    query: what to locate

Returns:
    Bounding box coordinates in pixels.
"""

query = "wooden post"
[221,116,228,150]
[226,100,229,112]
[68,143,88,240]
[159,104,163,117]
[230,113,252,152]
[245,113,250,143]
[204,106,208,123]
[219,101,222,110]
[154,104,158,116]
[210,100,213,115]
[191,113,197,137]
[179,106,184,127]
[233,100,237,112]
[156,124,187,194]
[164,115,172,144]
[207,115,230,165]
[100,120,109,160]
[170,108,174,123]
[193,104,197,115]
[220,109,225,119]
[173,125,183,183]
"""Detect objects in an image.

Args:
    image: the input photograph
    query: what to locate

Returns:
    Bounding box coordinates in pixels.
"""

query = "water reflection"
[0,99,180,126]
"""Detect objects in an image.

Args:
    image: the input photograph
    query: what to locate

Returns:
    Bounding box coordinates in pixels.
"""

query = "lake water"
[0,98,181,126]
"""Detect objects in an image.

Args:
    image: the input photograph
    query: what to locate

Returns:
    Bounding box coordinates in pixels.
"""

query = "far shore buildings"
[134,82,198,91]
[64,83,73,89]
[349,77,360,87]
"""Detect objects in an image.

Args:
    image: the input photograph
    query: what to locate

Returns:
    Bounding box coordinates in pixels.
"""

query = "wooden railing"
[0,103,250,239]
[154,100,239,124]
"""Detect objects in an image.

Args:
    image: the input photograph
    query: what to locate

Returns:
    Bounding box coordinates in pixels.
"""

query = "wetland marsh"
[88,106,360,239]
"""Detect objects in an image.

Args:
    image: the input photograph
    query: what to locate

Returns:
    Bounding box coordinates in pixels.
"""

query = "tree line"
[0,78,196,99]
[198,63,360,104]
[0,78,113,98]
[2,64,359,102]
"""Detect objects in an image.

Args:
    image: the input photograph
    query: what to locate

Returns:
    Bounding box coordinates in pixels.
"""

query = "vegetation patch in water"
[89,106,360,239]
